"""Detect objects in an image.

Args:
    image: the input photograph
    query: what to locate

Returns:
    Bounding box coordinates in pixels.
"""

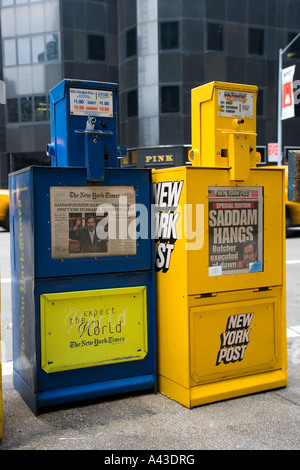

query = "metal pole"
[278,48,282,165]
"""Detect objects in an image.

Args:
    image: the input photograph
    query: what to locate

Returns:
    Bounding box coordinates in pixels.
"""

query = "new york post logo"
[216,312,254,365]
[153,180,183,273]
[153,180,204,273]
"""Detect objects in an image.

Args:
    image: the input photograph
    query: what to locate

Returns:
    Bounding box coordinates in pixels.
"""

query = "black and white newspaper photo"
[50,186,137,259]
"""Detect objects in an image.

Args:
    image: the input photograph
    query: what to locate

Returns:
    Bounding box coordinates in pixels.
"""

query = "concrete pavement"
[1,230,300,451]
[0,332,300,451]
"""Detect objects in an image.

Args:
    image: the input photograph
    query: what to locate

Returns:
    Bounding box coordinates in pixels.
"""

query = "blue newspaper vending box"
[9,80,156,414]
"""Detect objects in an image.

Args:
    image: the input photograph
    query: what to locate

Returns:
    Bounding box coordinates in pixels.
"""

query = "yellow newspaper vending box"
[153,82,287,408]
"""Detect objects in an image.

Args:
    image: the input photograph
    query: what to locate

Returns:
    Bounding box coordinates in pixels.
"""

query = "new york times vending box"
[153,81,287,408]
[9,79,156,414]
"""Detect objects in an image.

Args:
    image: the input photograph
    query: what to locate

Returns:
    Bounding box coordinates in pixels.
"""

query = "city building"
[0,0,119,186]
[1,0,300,185]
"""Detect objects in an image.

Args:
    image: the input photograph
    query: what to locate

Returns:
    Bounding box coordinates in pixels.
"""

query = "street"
[1,227,300,450]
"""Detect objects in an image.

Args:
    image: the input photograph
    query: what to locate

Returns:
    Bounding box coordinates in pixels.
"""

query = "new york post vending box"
[9,79,156,414]
[153,82,287,408]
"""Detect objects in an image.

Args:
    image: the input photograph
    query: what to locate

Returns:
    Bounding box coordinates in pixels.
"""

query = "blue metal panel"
[37,272,155,383]
[29,166,153,278]
[9,169,37,391]
[13,372,156,415]
[12,271,156,414]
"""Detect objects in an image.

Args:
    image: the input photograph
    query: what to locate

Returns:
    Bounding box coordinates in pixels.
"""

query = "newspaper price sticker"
[70,88,113,117]
[208,187,264,276]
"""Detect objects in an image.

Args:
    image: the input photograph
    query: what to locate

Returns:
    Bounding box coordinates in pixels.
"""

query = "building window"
[20,96,32,122]
[7,98,19,123]
[126,28,137,57]
[17,37,31,65]
[88,34,105,61]
[4,33,60,66]
[46,34,59,61]
[249,28,264,56]
[4,39,17,66]
[207,23,224,51]
[127,90,138,117]
[6,94,49,123]
[32,35,45,63]
[34,95,48,121]
[2,0,43,4]
[161,86,180,113]
[2,0,52,5]
[160,22,179,50]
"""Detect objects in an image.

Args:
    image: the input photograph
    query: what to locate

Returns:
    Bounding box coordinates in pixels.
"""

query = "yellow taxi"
[0,189,9,231]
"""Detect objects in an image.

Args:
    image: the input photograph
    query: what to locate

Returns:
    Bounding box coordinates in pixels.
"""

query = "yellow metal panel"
[190,297,279,385]
[228,133,251,181]
[190,82,258,173]
[189,370,287,408]
[158,375,192,409]
[191,83,215,166]
[40,286,148,373]
[186,167,285,295]
[152,167,190,387]
[158,286,287,408]
[188,286,287,373]
[159,367,287,409]
[0,189,9,223]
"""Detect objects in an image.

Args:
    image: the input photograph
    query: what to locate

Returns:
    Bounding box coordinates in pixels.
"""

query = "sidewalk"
[1,334,300,451]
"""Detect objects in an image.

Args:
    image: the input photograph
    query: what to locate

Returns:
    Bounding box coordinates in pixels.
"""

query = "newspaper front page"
[50,186,136,259]
[208,186,264,276]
